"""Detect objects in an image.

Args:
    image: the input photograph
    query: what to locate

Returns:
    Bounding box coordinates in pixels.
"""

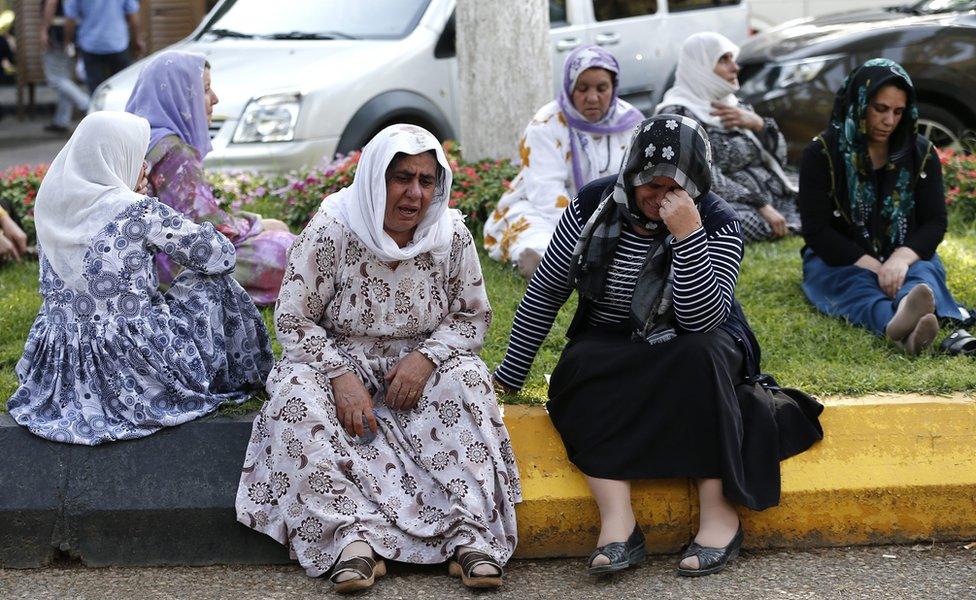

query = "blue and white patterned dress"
[7,197,275,445]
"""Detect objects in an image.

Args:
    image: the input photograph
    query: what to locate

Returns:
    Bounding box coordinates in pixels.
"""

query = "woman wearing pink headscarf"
[125,51,296,305]
[483,45,643,277]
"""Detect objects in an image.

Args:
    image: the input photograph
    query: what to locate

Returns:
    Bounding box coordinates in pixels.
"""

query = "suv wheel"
[916,102,965,148]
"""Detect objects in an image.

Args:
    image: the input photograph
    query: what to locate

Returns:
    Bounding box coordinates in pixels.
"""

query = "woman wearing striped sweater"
[493,115,822,578]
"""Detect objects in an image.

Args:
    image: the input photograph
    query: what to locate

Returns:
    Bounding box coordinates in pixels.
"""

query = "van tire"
[336,91,455,155]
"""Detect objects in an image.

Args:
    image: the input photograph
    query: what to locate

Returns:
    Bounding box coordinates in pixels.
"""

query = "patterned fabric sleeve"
[148,137,258,242]
[417,219,492,366]
[670,221,744,332]
[145,199,236,275]
[273,215,357,379]
[520,114,575,219]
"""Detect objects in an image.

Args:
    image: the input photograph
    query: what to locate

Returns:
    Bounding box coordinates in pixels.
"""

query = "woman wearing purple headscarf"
[125,50,296,306]
[484,45,643,277]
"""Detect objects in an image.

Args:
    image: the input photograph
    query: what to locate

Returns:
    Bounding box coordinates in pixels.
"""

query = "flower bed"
[938,148,976,227]
[0,165,46,244]
[206,141,518,235]
[3,148,973,247]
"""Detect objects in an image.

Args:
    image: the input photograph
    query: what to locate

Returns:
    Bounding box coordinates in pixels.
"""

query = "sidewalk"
[2,392,974,569]
[0,83,78,169]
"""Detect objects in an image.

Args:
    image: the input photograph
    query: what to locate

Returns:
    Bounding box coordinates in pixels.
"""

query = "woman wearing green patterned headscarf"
[798,58,970,355]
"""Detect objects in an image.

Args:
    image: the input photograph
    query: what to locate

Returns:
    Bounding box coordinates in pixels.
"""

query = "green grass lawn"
[2,232,975,412]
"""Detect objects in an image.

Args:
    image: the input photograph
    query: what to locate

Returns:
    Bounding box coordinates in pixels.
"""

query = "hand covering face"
[569,115,713,344]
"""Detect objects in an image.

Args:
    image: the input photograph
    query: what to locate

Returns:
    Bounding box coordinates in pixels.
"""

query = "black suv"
[737,0,976,160]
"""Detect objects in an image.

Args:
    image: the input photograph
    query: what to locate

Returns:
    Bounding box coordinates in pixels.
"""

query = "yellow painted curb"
[502,394,976,558]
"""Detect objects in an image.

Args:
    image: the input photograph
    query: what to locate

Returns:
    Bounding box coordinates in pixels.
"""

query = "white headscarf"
[656,32,740,128]
[34,111,150,289]
[325,124,455,263]
[657,32,797,193]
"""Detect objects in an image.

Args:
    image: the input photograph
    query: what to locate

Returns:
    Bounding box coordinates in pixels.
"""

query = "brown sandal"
[330,554,387,593]
[449,550,504,589]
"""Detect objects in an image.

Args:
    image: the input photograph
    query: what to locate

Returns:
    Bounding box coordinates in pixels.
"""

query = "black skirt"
[546,327,823,511]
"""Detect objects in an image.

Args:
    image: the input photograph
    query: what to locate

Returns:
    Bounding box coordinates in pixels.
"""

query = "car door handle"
[595,32,620,46]
[556,38,581,52]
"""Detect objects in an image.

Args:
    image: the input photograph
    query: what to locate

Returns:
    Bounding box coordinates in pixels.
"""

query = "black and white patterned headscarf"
[568,115,713,344]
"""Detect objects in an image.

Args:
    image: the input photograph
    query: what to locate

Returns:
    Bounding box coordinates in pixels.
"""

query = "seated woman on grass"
[6,111,274,445]
[493,115,822,578]
[125,51,296,306]
[236,124,521,593]
[483,44,643,277]
[656,32,799,242]
[799,58,972,355]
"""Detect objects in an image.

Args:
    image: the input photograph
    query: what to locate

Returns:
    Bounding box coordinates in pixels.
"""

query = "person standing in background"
[63,0,144,93]
[39,0,89,133]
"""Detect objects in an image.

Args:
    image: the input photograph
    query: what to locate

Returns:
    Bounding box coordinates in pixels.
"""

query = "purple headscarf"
[556,45,644,190]
[125,51,213,158]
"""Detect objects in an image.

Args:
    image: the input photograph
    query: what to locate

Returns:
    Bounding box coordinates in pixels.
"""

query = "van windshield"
[198,0,431,40]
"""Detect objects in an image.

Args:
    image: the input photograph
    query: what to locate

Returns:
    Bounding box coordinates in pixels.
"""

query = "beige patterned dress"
[236,209,522,576]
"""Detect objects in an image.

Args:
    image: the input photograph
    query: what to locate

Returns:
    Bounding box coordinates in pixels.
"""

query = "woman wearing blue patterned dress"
[6,111,274,445]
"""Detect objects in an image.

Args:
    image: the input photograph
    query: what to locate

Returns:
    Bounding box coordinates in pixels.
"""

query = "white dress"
[483,101,631,265]
[236,210,522,576]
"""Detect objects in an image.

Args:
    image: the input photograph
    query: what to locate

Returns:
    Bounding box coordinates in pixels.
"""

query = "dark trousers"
[81,49,132,93]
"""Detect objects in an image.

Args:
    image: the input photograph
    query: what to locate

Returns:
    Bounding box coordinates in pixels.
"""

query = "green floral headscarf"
[826,58,919,258]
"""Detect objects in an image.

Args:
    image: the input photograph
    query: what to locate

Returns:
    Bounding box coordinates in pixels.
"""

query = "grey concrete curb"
[0,413,290,568]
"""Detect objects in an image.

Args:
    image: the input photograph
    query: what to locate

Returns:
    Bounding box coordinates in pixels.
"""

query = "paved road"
[1,543,974,600]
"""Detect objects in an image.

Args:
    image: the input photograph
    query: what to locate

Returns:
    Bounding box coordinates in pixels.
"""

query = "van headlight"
[232,93,302,143]
[89,84,111,112]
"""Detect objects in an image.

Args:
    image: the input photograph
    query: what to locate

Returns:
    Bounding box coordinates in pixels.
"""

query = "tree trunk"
[456,0,552,161]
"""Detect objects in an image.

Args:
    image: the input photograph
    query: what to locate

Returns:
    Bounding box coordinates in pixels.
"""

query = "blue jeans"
[802,249,968,336]
[43,48,89,127]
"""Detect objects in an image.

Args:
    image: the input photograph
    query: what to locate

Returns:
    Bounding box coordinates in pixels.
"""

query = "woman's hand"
[331,371,377,438]
[854,254,883,275]
[492,374,517,397]
[0,232,19,262]
[384,351,435,411]
[757,204,788,238]
[0,213,27,258]
[710,101,765,132]
[134,161,150,196]
[878,247,920,298]
[659,189,702,241]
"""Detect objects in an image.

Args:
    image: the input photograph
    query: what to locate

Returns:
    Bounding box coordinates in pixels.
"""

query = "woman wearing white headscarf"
[6,111,273,445]
[236,124,521,593]
[656,32,799,242]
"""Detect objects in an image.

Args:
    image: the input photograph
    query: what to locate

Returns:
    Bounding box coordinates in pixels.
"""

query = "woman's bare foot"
[262,218,291,233]
[333,540,374,583]
[457,546,501,577]
[885,284,934,342]
[898,313,939,355]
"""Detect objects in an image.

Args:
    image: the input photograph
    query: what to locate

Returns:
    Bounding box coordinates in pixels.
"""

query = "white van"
[93,0,750,172]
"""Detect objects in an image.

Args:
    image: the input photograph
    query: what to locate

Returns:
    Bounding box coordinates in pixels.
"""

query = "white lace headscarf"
[325,124,455,263]
[34,111,150,289]
[656,32,740,128]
